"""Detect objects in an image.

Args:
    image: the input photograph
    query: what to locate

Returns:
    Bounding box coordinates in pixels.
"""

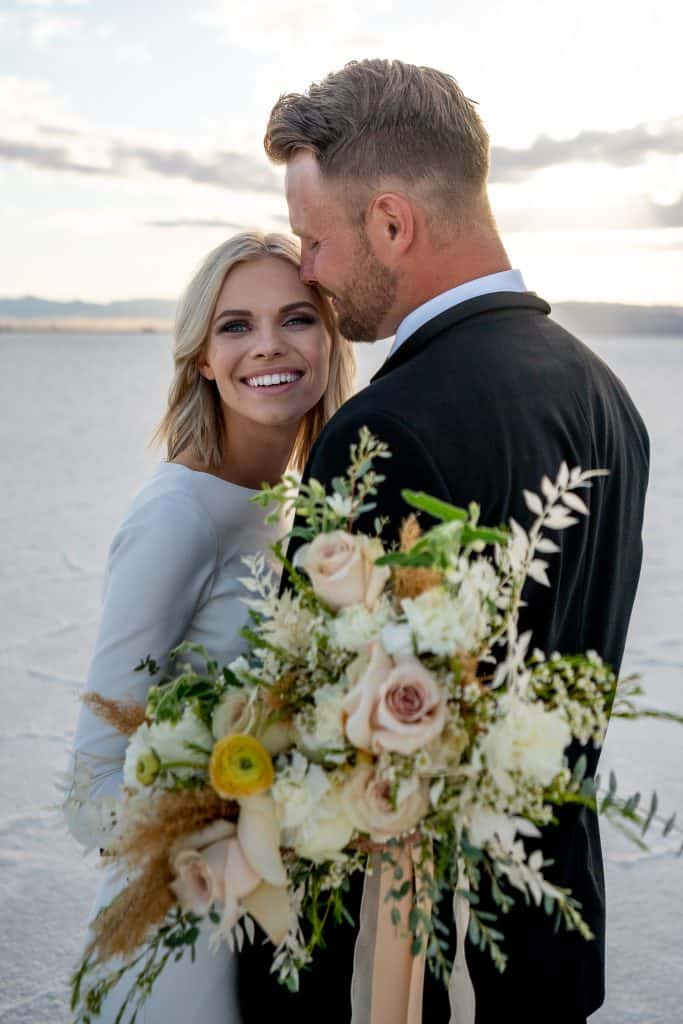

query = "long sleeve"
[65,489,218,847]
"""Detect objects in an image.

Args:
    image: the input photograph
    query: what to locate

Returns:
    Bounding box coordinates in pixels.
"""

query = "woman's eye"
[219,320,249,333]
[284,315,316,327]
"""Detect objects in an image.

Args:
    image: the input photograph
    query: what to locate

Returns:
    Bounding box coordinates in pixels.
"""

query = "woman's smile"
[241,367,305,393]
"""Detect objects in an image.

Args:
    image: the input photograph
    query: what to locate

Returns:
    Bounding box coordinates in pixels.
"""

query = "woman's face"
[199,255,332,435]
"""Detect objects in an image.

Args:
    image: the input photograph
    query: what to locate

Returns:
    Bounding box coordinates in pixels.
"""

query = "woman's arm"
[65,489,217,846]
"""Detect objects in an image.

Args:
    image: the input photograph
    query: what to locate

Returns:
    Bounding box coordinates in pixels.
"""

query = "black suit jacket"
[237,292,649,1023]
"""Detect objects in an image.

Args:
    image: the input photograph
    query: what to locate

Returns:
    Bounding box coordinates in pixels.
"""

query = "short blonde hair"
[265,59,489,226]
[153,231,356,473]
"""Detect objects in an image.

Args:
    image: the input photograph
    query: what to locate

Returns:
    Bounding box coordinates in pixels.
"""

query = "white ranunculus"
[270,754,330,836]
[329,597,393,652]
[295,683,347,752]
[291,784,355,862]
[379,621,414,659]
[480,695,572,795]
[123,708,212,790]
[402,584,488,657]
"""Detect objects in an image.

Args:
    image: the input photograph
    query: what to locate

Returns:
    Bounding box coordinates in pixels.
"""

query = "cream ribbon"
[351,849,476,1024]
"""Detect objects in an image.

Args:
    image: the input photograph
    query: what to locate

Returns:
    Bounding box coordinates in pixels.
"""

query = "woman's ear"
[197,352,215,381]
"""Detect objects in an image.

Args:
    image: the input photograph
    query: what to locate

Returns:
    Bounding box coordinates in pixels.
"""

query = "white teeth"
[245,372,302,388]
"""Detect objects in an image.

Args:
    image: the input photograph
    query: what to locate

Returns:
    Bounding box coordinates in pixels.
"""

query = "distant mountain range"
[1,295,682,336]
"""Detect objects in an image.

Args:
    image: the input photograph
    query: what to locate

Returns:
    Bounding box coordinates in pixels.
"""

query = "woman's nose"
[252,327,287,358]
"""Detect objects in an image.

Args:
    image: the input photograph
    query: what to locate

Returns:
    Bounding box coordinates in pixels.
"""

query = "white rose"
[293,531,390,610]
[480,694,572,795]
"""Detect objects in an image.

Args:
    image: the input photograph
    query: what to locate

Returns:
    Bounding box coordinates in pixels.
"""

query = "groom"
[237,59,649,1023]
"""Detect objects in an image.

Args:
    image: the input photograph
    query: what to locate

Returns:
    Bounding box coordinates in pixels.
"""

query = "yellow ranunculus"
[209,734,274,798]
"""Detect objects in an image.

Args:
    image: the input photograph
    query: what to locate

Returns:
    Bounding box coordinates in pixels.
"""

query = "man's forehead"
[285,151,327,228]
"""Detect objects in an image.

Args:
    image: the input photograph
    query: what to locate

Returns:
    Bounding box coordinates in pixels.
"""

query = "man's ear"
[365,192,415,263]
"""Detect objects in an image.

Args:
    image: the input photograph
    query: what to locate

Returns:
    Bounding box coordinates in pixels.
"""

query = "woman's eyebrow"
[213,308,251,324]
[213,300,318,326]
[279,301,319,314]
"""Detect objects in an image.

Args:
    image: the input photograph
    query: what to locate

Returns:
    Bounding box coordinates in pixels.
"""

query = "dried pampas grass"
[86,853,175,961]
[392,514,443,601]
[113,787,238,873]
[82,692,147,736]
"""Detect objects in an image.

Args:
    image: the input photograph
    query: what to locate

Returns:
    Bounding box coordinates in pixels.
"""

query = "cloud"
[496,194,683,232]
[490,118,683,183]
[146,218,247,230]
[643,196,683,228]
[110,143,280,193]
[0,138,106,175]
[0,132,281,194]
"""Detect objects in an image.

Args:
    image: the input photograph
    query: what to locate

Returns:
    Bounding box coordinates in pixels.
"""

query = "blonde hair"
[153,231,355,473]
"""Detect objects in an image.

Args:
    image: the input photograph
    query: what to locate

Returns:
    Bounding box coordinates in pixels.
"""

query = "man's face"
[285,150,397,342]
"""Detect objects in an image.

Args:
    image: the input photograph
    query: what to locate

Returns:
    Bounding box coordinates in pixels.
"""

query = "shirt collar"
[390,269,527,357]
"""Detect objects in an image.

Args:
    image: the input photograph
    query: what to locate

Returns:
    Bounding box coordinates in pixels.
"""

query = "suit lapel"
[370,291,551,383]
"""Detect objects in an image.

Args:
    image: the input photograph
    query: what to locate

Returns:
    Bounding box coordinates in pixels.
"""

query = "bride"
[65,231,355,1022]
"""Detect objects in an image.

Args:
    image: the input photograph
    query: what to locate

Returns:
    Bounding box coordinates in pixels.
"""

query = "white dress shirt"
[390,269,527,357]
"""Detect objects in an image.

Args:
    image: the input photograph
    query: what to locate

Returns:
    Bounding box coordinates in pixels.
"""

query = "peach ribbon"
[351,849,476,1024]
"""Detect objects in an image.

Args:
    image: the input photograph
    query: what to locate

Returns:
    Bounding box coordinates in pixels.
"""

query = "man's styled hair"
[264,58,490,224]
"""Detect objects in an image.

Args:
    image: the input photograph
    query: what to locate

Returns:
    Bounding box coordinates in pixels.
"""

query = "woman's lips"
[241,371,305,395]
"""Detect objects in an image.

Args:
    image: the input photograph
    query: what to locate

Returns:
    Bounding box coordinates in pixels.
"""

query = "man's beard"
[335,231,398,342]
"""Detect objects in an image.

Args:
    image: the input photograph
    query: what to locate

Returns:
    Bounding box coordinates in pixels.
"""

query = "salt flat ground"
[0,332,680,1023]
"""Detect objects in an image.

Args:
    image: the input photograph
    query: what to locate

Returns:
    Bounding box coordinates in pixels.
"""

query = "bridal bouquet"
[67,429,681,1022]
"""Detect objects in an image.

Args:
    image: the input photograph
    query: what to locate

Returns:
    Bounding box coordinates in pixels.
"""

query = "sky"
[0,0,682,306]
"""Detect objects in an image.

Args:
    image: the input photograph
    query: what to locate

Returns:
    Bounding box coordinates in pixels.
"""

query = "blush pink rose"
[170,839,231,916]
[372,656,447,755]
[293,531,389,610]
[341,764,429,841]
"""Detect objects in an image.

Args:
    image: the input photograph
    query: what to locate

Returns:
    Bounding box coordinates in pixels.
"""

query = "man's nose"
[299,249,316,285]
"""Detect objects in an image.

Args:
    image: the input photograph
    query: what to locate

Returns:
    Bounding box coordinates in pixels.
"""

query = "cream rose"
[342,640,393,751]
[293,531,390,610]
[211,689,294,756]
[372,656,447,755]
[211,689,252,740]
[341,764,429,841]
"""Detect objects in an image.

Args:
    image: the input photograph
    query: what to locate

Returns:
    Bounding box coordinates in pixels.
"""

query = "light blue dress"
[67,462,280,1023]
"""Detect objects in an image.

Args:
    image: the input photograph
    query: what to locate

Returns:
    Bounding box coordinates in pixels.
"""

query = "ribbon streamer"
[351,849,476,1024]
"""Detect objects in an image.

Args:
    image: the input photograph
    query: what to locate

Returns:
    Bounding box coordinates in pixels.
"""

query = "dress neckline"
[160,461,263,496]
